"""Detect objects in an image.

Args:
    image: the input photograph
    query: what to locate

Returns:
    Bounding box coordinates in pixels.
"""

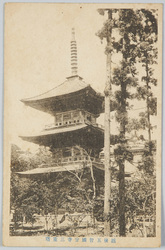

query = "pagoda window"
[72,147,83,158]
[52,148,63,162]
[63,113,72,124]
[56,114,63,126]
[72,111,81,123]
[83,111,96,125]
[87,115,91,122]
[91,116,96,124]
[63,148,72,158]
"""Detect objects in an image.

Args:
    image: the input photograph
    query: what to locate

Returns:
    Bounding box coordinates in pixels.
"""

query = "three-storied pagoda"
[18,29,105,176]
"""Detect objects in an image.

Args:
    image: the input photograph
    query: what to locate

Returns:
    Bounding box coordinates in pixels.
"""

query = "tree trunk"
[104,94,111,236]
[118,80,126,237]
[146,62,152,145]
[104,9,112,237]
[119,160,125,236]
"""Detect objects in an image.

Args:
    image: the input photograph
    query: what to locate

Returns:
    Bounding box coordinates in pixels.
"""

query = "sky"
[4,3,159,152]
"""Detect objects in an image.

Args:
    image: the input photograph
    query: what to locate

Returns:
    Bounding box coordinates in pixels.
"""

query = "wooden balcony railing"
[51,155,103,166]
[44,120,104,130]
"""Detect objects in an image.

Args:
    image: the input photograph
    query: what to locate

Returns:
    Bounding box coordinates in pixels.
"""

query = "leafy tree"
[105,9,140,236]
[136,9,158,145]
[97,8,157,237]
[10,144,105,234]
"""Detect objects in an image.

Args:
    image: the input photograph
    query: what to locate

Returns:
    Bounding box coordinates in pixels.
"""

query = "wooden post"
[104,9,112,237]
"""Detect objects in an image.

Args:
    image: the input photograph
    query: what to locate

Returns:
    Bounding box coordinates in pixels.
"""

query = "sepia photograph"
[3,3,162,247]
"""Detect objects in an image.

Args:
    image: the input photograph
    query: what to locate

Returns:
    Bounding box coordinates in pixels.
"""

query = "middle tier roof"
[20,123,104,149]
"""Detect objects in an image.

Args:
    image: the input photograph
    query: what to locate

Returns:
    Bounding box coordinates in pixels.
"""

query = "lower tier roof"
[16,160,134,178]
[17,163,82,176]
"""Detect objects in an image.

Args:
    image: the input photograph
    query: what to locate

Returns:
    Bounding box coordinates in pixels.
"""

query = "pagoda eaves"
[21,75,104,116]
[20,123,104,149]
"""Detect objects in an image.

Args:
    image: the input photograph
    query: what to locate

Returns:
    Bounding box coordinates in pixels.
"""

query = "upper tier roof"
[21,75,104,116]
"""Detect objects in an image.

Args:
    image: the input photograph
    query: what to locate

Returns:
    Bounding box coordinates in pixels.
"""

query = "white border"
[0,0,164,249]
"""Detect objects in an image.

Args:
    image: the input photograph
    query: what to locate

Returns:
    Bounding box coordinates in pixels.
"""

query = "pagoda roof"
[20,123,95,137]
[20,123,104,149]
[16,159,135,177]
[22,76,88,101]
[21,75,104,115]
[17,164,82,176]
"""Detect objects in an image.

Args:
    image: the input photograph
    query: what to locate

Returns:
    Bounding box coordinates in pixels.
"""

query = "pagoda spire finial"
[71,28,78,76]
[71,27,76,41]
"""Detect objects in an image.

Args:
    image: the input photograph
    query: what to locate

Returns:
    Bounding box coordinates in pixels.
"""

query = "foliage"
[10,144,105,230]
[135,10,158,141]
[97,8,157,236]
[10,8,158,237]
